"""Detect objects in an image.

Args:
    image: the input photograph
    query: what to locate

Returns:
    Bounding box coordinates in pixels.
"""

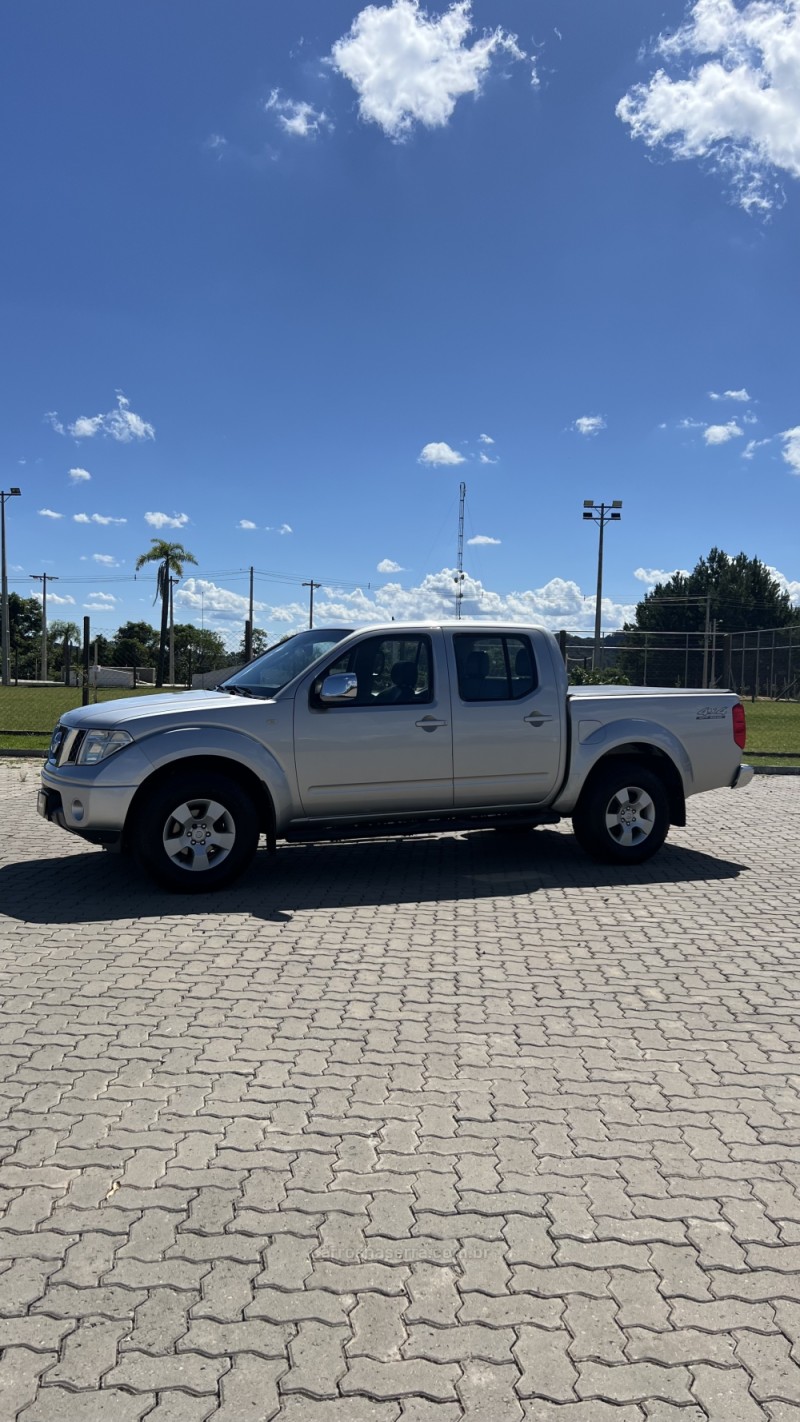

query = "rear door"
[446,629,564,807]
[293,629,454,818]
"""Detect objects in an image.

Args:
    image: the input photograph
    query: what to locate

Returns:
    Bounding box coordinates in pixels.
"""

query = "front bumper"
[732,763,755,789]
[37,772,133,848]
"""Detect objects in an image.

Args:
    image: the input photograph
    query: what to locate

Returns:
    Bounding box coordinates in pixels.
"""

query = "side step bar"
[284,810,561,844]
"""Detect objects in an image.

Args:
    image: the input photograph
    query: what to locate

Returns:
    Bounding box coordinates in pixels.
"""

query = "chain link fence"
[562,625,800,700]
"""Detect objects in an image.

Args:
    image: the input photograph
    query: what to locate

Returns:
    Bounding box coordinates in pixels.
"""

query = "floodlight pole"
[1,488,21,687]
[583,500,623,671]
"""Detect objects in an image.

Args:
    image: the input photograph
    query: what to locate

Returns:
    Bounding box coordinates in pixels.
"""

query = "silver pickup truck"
[38,621,753,891]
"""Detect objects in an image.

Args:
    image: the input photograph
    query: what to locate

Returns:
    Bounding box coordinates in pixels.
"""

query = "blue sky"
[2,0,799,643]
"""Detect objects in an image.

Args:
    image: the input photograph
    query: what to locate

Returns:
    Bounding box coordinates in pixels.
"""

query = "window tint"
[314,635,433,707]
[454,634,537,702]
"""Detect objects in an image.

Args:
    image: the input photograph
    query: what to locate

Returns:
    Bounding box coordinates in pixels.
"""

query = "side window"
[312,635,433,708]
[454,634,538,702]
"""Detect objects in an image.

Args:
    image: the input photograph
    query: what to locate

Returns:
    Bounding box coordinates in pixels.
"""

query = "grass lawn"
[0,685,179,754]
[2,684,799,764]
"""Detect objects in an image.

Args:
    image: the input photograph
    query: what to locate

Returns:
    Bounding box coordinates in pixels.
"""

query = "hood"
[60,688,270,731]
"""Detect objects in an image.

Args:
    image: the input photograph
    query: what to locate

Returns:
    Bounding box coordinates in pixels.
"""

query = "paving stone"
[284,1320,350,1397]
[457,1361,524,1420]
[192,1259,260,1321]
[104,1352,227,1393]
[691,1362,766,1421]
[178,1318,292,1358]
[45,1318,128,1389]
[23,1388,155,1421]
[349,1294,408,1360]
[514,1325,579,1400]
[341,1357,461,1401]
[734,1330,800,1404]
[122,1287,194,1353]
[214,1354,286,1421]
[564,1295,627,1362]
[577,1361,694,1405]
[0,1347,58,1418]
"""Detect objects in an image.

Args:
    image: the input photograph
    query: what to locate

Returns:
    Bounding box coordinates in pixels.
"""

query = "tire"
[572,759,669,865]
[133,771,260,892]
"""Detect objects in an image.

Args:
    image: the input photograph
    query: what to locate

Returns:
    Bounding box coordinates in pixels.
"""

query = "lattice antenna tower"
[454,481,466,620]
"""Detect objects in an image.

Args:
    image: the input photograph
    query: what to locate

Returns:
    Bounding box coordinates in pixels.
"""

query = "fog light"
[71,800,85,822]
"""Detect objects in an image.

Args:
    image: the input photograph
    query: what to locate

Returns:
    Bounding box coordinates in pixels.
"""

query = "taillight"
[732,702,746,750]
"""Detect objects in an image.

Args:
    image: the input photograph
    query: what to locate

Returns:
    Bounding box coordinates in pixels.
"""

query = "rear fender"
[553,718,690,821]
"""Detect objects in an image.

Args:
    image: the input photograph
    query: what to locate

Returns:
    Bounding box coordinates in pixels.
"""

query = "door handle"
[416,717,447,732]
[524,712,554,726]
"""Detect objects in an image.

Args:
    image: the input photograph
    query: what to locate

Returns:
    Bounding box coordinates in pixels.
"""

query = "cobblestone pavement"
[0,764,799,1420]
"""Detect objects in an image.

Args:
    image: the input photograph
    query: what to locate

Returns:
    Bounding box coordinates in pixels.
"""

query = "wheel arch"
[123,755,276,850]
[574,743,686,827]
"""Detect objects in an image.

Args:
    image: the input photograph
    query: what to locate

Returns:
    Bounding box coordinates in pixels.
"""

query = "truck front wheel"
[572,760,669,865]
[133,771,259,892]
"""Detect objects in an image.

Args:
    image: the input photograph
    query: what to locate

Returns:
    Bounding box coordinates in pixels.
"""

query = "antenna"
[454,481,466,620]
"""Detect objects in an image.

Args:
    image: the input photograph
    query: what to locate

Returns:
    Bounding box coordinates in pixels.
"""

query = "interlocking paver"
[2,770,800,1419]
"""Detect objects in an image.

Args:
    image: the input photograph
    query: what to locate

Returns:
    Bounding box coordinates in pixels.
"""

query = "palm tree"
[135,540,197,687]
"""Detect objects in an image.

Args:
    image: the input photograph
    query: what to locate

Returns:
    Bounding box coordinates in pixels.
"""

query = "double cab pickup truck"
[39,622,753,891]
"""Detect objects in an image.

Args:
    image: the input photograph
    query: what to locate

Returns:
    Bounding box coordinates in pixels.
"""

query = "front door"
[293,630,454,819]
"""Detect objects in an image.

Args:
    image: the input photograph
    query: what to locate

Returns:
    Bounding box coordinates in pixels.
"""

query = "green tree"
[110,621,159,671]
[172,625,226,684]
[134,541,197,687]
[620,549,799,687]
[3,594,41,680]
[238,627,270,661]
[49,620,81,680]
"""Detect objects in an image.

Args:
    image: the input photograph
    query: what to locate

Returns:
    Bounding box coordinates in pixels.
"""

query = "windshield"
[221,628,353,699]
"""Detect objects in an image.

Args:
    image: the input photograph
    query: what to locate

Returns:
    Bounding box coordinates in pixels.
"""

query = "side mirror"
[319,672,358,703]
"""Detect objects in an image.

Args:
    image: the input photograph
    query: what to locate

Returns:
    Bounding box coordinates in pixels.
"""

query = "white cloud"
[742,436,772,459]
[265,523,293,535]
[768,566,800,604]
[377,558,405,573]
[279,523,292,535]
[479,433,495,444]
[145,511,189,530]
[88,592,116,602]
[479,452,498,465]
[92,554,120,566]
[330,0,531,140]
[419,441,465,466]
[573,415,606,436]
[709,387,751,401]
[678,417,704,429]
[704,420,743,444]
[177,579,267,619]
[49,391,155,443]
[38,508,63,519]
[634,566,691,586]
[73,512,127,525]
[617,0,800,213]
[69,467,92,483]
[781,425,800,472]
[467,534,501,545]
[266,90,332,138]
[33,590,75,605]
[238,519,258,530]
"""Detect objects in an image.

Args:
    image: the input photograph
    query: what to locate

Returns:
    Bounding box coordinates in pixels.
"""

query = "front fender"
[136,726,295,829]
[552,717,692,816]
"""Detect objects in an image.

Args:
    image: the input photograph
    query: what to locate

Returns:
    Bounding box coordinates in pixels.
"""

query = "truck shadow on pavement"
[1,827,746,926]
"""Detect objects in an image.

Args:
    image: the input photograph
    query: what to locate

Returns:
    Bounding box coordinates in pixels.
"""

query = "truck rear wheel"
[133,771,259,892]
[572,759,669,865]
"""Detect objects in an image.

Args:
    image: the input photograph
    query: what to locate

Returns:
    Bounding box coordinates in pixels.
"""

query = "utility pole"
[701,591,712,689]
[1,488,21,688]
[29,572,59,682]
[582,500,622,670]
[168,576,179,687]
[454,481,466,619]
[245,565,254,661]
[302,580,321,630]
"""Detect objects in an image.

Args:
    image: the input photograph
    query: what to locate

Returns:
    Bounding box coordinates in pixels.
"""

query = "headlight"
[75,729,134,765]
